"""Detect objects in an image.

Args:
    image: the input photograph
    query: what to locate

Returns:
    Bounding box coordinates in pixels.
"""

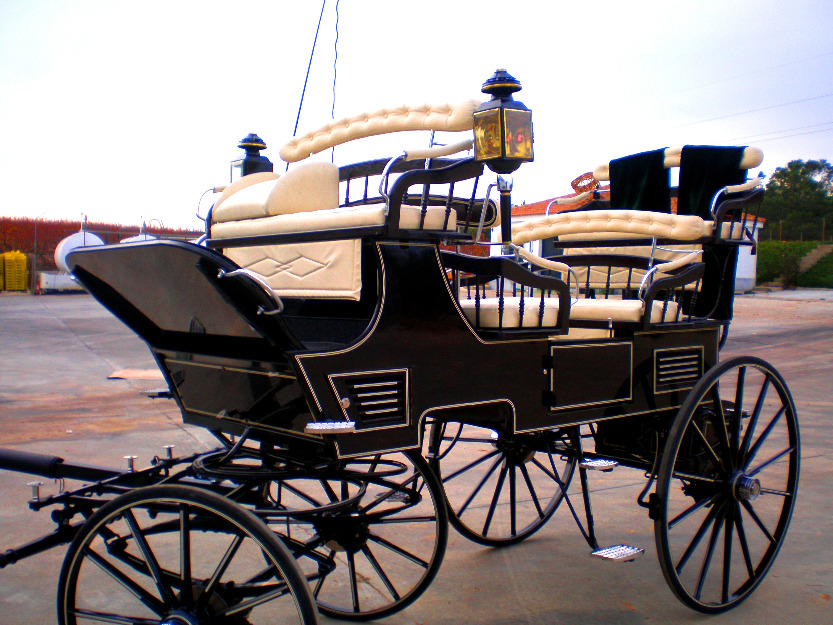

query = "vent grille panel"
[330,370,409,429]
[655,348,703,393]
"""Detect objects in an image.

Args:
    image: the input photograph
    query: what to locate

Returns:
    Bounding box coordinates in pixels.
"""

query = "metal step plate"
[304,421,356,434]
[580,458,619,472]
[591,544,645,562]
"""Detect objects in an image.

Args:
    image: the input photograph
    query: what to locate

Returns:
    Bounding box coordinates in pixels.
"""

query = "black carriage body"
[68,231,718,461]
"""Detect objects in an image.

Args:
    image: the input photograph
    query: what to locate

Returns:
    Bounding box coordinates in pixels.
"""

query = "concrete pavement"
[0,291,831,624]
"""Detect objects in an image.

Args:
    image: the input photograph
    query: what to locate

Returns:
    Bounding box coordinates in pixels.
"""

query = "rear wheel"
[428,422,578,546]
[655,356,799,613]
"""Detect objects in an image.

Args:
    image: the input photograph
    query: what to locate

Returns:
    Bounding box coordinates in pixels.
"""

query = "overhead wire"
[727,121,833,143]
[288,0,327,171]
[331,0,340,162]
[669,93,833,129]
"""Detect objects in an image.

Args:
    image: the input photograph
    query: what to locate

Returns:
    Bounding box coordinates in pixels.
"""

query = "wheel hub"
[495,437,536,465]
[316,511,370,553]
[732,472,762,501]
[159,611,200,625]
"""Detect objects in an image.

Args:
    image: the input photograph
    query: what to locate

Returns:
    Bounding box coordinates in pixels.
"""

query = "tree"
[759,159,833,240]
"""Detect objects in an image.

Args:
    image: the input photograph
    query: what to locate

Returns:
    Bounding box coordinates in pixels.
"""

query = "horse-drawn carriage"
[0,70,798,624]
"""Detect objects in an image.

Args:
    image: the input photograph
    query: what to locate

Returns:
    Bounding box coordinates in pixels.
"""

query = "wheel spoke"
[747,445,796,478]
[219,581,296,617]
[84,546,166,615]
[442,448,502,483]
[740,500,777,545]
[732,366,747,463]
[722,504,734,604]
[123,510,177,607]
[532,455,562,486]
[367,532,430,569]
[194,533,244,613]
[482,462,509,537]
[691,421,728,475]
[457,454,503,517]
[674,498,722,576]
[280,480,327,508]
[734,502,756,580]
[694,501,727,601]
[361,545,401,601]
[178,505,192,608]
[347,551,360,613]
[744,406,787,469]
[668,490,720,530]
[312,553,335,599]
[709,385,734,471]
[669,470,722,484]
[519,463,545,519]
[739,376,770,461]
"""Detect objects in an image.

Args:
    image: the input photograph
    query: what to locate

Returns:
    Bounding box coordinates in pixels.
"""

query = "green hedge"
[797,249,833,288]
[756,241,832,287]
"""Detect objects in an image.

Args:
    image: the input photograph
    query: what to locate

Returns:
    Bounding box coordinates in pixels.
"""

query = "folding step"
[304,421,356,434]
[591,544,644,562]
[580,458,619,472]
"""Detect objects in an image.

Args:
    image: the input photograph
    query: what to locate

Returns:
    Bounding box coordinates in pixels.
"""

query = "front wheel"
[655,356,799,613]
[58,484,318,625]
[268,449,448,621]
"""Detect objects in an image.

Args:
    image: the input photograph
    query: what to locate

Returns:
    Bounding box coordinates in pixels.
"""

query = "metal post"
[32,218,37,294]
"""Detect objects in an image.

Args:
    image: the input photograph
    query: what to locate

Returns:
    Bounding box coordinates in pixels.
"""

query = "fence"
[762,217,831,242]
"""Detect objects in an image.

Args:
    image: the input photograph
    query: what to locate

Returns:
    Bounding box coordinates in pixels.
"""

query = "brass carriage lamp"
[473,69,533,244]
[230,133,274,181]
[473,69,533,172]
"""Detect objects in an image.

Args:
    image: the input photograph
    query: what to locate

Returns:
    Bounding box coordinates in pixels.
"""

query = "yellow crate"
[3,251,28,291]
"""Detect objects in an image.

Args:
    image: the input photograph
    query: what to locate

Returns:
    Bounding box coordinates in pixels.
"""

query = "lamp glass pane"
[504,109,533,160]
[474,108,503,161]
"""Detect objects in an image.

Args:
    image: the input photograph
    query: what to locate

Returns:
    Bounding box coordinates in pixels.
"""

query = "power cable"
[737,127,833,145]
[727,121,833,143]
[331,0,340,162]
[669,92,833,129]
[637,50,833,106]
[289,0,327,163]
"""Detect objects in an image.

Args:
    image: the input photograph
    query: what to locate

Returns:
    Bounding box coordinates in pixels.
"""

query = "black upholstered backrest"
[677,145,747,218]
[609,148,670,212]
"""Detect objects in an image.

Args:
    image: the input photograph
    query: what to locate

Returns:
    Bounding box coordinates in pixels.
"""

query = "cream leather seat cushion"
[511,210,709,246]
[212,162,340,223]
[210,162,455,301]
[459,296,679,328]
[211,202,456,240]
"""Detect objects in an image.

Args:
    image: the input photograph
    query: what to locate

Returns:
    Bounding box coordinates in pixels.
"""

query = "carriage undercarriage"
[0,72,799,624]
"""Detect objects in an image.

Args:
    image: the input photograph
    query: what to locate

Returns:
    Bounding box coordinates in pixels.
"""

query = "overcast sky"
[1,0,832,229]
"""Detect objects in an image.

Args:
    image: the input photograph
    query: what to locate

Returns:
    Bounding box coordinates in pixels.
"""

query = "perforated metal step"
[591,544,644,562]
[580,458,619,471]
[304,421,356,434]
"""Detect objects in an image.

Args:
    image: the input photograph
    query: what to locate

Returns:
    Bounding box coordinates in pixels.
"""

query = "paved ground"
[0,290,831,624]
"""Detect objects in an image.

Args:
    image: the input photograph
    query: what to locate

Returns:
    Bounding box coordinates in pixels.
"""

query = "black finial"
[238,133,267,153]
[234,133,273,176]
[481,69,522,99]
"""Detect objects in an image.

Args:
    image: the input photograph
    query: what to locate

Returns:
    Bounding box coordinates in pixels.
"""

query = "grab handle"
[218,268,285,315]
